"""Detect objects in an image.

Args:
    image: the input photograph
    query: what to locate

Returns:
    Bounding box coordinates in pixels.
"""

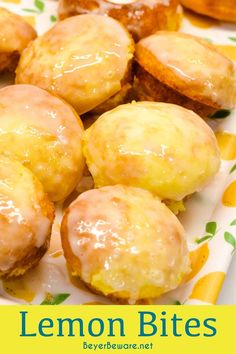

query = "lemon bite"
[0,84,85,202]
[83,101,220,201]
[0,156,54,278]
[61,185,190,302]
[0,7,36,73]
[58,0,182,42]
[134,32,236,117]
[16,14,134,115]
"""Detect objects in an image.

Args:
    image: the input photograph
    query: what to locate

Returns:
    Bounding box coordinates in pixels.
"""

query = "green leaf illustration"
[22,8,39,13]
[23,1,45,15]
[50,15,57,23]
[230,219,236,226]
[196,235,212,244]
[229,37,236,42]
[205,221,217,235]
[35,0,45,12]
[230,164,236,174]
[41,293,70,305]
[224,232,236,253]
[210,110,231,119]
[174,300,181,305]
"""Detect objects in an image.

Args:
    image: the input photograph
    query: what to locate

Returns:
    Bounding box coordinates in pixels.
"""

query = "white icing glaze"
[83,102,220,201]
[0,156,53,272]
[16,15,134,115]
[0,84,84,202]
[65,185,189,301]
[137,32,236,109]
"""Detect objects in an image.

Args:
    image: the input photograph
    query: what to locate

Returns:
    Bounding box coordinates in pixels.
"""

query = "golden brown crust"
[0,191,54,279]
[0,156,55,279]
[0,52,19,73]
[58,0,182,41]
[0,242,49,279]
[181,0,236,22]
[135,32,236,113]
[134,65,217,117]
[135,38,223,111]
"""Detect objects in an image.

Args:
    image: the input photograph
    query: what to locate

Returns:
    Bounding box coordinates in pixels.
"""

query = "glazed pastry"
[0,85,85,202]
[58,0,182,41]
[0,7,36,73]
[15,14,134,115]
[83,102,220,201]
[61,185,190,302]
[181,0,236,22]
[0,156,54,278]
[134,32,236,117]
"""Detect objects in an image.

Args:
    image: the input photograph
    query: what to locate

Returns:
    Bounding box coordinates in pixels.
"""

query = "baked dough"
[83,101,220,201]
[16,14,134,115]
[0,156,54,278]
[135,31,236,117]
[0,7,36,73]
[61,185,190,302]
[58,0,182,41]
[0,85,85,202]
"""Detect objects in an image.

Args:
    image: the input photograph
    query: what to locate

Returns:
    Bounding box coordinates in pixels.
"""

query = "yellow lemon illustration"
[216,45,236,62]
[2,0,21,3]
[222,180,236,207]
[184,9,218,29]
[3,278,35,303]
[184,243,209,282]
[215,132,236,160]
[190,271,225,303]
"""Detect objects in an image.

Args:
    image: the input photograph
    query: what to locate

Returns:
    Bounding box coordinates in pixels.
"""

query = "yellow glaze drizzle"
[16,14,134,115]
[83,102,220,201]
[0,156,53,273]
[137,32,236,109]
[0,84,85,202]
[64,185,190,302]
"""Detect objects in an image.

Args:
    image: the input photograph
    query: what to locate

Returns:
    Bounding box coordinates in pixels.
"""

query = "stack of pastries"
[0,2,235,304]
